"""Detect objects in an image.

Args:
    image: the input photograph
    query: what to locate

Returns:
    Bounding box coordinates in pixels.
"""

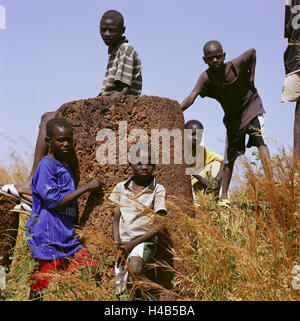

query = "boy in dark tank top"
[181,40,270,208]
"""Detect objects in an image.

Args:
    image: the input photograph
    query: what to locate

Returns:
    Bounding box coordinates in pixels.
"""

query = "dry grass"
[1,148,300,301]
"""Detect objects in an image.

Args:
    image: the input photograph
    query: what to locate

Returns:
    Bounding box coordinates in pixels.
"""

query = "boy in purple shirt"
[26,118,101,300]
[181,41,270,208]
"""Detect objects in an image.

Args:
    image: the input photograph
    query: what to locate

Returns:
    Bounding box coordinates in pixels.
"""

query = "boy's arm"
[112,45,141,96]
[181,88,199,112]
[192,174,210,188]
[285,0,293,39]
[52,179,101,211]
[215,160,224,184]
[33,160,101,212]
[112,208,121,245]
[248,49,257,93]
[180,73,207,111]
[111,81,130,96]
[120,209,167,253]
[235,48,257,92]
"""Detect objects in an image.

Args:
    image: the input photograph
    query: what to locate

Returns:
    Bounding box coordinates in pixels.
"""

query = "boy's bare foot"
[0,181,33,204]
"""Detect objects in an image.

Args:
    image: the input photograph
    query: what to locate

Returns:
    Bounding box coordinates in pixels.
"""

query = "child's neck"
[210,63,226,79]
[132,175,153,188]
[46,152,69,167]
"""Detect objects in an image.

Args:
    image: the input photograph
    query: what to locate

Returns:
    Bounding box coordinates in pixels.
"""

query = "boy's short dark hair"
[101,10,124,27]
[46,118,73,138]
[203,40,223,56]
[185,120,204,129]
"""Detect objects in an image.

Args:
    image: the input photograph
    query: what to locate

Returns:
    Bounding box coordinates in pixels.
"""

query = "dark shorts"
[224,115,267,164]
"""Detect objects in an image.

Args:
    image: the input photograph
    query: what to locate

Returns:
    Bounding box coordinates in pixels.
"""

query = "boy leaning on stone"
[0,9,142,203]
[26,118,101,301]
[108,145,167,300]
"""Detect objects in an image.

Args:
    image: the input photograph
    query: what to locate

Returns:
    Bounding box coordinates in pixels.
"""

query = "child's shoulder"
[118,41,138,56]
[112,179,128,190]
[38,156,57,168]
[37,157,67,174]
[39,156,64,166]
[154,181,166,194]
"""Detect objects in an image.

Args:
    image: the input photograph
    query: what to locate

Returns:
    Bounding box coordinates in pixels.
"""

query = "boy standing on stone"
[181,41,270,208]
[99,10,142,96]
[108,146,167,299]
[26,118,101,300]
[1,10,142,200]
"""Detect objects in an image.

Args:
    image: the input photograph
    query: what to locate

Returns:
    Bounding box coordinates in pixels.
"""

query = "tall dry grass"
[1,148,300,301]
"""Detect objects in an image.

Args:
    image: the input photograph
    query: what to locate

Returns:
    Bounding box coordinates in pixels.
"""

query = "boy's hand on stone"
[86,179,102,191]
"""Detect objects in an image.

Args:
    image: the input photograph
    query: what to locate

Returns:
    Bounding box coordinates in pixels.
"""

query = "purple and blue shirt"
[26,157,83,260]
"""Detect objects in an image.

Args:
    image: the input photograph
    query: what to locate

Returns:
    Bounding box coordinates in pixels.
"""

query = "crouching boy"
[108,145,167,300]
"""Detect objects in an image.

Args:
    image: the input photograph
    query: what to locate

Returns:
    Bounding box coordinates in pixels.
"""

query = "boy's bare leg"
[219,161,234,200]
[128,256,144,275]
[13,111,57,196]
[294,101,300,161]
[258,145,270,160]
[258,144,271,182]
[126,256,144,301]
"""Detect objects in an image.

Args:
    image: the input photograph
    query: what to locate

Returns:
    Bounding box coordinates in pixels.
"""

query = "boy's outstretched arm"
[52,179,101,211]
[180,78,203,111]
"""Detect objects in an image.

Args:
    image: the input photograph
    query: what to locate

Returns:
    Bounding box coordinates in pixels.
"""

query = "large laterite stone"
[56,95,193,299]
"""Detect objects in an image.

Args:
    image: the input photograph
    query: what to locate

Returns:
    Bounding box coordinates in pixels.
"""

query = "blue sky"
[0,0,291,170]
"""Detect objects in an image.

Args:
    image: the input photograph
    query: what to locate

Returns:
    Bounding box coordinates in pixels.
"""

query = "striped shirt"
[100,37,142,96]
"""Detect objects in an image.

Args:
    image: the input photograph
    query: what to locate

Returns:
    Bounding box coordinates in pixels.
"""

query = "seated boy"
[108,145,167,300]
[26,118,101,300]
[1,9,142,199]
[185,120,223,204]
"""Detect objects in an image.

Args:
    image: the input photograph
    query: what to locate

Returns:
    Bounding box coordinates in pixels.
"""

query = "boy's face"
[130,151,155,180]
[203,48,226,71]
[100,18,125,48]
[46,125,74,159]
[186,124,203,148]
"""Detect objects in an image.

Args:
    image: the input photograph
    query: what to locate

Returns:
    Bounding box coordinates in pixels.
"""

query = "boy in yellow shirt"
[185,120,223,204]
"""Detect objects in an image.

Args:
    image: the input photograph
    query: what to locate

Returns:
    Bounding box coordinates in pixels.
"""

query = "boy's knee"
[223,161,234,170]
[40,111,56,127]
[128,256,144,275]
[295,101,300,115]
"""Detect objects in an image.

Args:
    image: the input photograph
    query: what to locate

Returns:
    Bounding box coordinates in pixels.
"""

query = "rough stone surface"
[0,195,19,272]
[56,95,193,299]
[56,95,192,222]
